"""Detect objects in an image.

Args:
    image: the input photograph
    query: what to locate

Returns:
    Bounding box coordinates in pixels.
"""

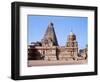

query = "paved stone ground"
[28,60,87,67]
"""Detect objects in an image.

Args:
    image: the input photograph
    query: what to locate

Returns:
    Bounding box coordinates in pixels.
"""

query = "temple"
[28,22,87,66]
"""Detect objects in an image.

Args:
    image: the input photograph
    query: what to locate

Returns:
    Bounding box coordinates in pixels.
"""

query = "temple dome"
[68,32,76,41]
[70,32,75,35]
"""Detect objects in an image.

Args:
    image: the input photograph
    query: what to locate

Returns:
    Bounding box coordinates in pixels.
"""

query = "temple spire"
[42,22,58,46]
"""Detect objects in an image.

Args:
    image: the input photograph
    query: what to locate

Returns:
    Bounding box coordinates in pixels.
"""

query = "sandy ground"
[28,60,87,67]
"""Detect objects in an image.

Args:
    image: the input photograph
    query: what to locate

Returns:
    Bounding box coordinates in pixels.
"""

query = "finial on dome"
[70,31,74,35]
[48,21,53,27]
[69,28,75,35]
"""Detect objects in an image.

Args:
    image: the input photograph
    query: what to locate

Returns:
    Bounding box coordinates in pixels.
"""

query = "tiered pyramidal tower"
[41,22,58,46]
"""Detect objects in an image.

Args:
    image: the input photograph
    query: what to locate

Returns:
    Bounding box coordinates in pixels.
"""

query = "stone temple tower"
[66,32,78,60]
[41,22,58,60]
[41,22,58,47]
